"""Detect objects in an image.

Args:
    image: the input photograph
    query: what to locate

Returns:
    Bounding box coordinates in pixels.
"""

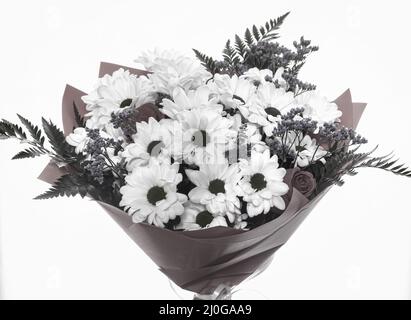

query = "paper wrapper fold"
[38,62,367,294]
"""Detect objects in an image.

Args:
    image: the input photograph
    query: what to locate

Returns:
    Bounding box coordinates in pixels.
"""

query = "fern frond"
[234,35,247,58]
[252,25,261,42]
[241,12,291,49]
[12,147,44,160]
[73,102,86,128]
[222,40,240,67]
[17,114,44,145]
[356,156,411,177]
[0,119,27,140]
[34,174,90,200]
[244,28,254,47]
[192,49,218,74]
[41,118,71,157]
[260,12,290,41]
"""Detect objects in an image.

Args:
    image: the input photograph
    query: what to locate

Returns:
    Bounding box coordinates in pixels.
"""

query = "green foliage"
[17,114,45,145]
[192,49,218,75]
[73,102,86,128]
[193,12,290,75]
[240,12,290,50]
[12,148,44,160]
[222,40,240,69]
[317,146,411,191]
[234,35,247,58]
[41,117,73,159]
[356,154,411,177]
[0,119,27,140]
[1,115,77,164]
[34,174,91,200]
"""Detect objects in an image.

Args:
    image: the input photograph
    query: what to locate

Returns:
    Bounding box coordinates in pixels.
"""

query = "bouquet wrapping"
[38,62,365,296]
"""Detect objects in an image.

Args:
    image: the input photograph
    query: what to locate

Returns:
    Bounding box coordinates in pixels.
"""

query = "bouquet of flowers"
[1,12,410,299]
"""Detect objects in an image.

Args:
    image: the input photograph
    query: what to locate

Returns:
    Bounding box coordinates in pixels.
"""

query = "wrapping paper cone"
[97,186,330,294]
[37,62,367,295]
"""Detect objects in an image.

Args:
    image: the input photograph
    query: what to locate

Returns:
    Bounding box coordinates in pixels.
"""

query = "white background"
[0,0,411,300]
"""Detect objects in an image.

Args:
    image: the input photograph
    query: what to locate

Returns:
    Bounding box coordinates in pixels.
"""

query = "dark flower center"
[250,173,267,191]
[195,210,214,228]
[265,107,281,117]
[208,179,226,195]
[147,186,167,205]
[147,140,165,156]
[120,98,133,109]
[192,130,210,147]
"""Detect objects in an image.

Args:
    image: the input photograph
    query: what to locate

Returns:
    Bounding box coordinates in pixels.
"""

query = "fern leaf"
[261,11,290,41]
[192,48,218,74]
[34,174,89,200]
[17,114,44,145]
[252,25,261,42]
[234,34,247,58]
[244,28,254,47]
[222,40,240,66]
[12,148,43,160]
[0,119,27,139]
[41,118,71,157]
[73,102,86,128]
[358,156,411,177]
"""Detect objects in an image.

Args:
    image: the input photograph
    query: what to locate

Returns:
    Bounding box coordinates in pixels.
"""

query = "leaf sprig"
[193,12,290,75]
[34,174,91,200]
[0,110,78,163]
[316,146,411,191]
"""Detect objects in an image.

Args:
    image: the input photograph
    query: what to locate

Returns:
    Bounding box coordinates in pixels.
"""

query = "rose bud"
[292,170,316,197]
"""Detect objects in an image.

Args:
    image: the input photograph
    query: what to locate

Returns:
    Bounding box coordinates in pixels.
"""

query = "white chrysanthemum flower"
[179,109,236,166]
[240,68,273,85]
[135,49,211,95]
[237,97,269,128]
[161,86,222,119]
[120,161,187,227]
[235,119,269,154]
[121,118,176,171]
[257,82,296,136]
[82,68,155,132]
[238,150,289,217]
[66,128,89,154]
[295,91,342,125]
[210,74,256,109]
[177,202,228,230]
[287,132,327,167]
[186,162,242,223]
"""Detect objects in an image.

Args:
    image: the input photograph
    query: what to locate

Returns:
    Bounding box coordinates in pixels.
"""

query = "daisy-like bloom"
[160,85,222,120]
[66,127,89,154]
[120,161,187,227]
[121,118,177,171]
[240,67,273,86]
[238,150,289,217]
[177,202,228,231]
[295,91,342,126]
[240,123,269,154]
[179,109,236,166]
[287,132,328,167]
[135,49,211,95]
[186,162,242,223]
[257,82,296,136]
[210,74,257,109]
[82,68,155,132]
